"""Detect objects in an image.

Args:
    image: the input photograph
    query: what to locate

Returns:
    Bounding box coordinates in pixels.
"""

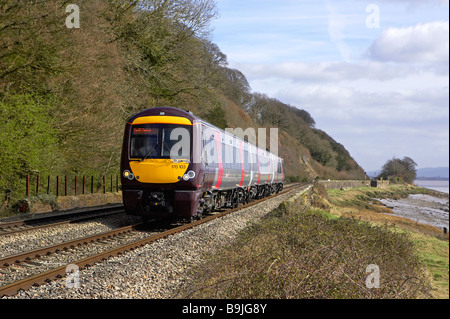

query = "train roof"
[127,106,283,161]
[126,106,198,124]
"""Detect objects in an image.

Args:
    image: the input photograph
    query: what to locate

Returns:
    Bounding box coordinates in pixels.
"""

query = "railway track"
[0,183,310,297]
[0,205,125,236]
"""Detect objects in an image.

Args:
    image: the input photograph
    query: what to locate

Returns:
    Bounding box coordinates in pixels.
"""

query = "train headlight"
[123,170,134,180]
[182,170,196,181]
[187,170,196,179]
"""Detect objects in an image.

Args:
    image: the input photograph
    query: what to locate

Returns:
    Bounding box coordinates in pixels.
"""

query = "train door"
[201,124,218,189]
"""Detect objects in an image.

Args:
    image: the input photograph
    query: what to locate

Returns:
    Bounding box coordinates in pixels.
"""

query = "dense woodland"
[0,0,366,200]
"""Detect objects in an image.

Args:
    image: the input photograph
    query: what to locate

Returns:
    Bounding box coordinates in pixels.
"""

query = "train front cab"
[121,109,203,220]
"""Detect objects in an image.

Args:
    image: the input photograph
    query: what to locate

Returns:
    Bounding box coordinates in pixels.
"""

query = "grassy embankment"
[182,183,449,299]
[326,184,449,298]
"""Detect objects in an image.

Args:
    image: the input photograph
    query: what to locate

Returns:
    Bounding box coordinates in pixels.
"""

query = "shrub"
[0,94,61,201]
[185,204,430,299]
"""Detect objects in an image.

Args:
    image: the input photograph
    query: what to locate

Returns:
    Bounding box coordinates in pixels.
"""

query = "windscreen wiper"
[140,142,159,162]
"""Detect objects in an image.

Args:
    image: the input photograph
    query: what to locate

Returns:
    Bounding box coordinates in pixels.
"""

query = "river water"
[414,180,449,194]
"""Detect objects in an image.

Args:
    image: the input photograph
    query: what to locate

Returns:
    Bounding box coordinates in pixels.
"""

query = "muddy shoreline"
[378,193,449,231]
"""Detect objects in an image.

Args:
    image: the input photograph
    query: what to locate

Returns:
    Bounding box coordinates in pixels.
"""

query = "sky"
[210,0,449,172]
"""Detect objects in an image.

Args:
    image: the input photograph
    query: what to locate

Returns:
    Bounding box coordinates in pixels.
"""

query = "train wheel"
[196,209,204,220]
[237,188,246,205]
[232,189,239,208]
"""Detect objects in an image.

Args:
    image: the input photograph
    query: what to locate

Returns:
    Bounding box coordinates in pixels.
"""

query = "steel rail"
[0,223,141,267]
[0,205,125,237]
[0,183,310,297]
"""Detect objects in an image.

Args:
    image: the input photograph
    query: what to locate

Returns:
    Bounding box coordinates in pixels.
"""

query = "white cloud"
[233,61,416,83]
[232,59,449,89]
[366,21,449,63]
[274,82,449,170]
[213,0,449,170]
[277,84,448,123]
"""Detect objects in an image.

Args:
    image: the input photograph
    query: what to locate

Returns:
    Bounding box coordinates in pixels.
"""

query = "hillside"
[0,0,366,200]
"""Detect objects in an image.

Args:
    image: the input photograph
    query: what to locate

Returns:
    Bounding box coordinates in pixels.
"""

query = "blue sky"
[210,0,449,172]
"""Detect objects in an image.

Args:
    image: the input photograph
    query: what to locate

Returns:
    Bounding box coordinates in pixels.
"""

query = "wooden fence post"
[36,175,40,196]
[25,174,122,198]
[26,175,30,197]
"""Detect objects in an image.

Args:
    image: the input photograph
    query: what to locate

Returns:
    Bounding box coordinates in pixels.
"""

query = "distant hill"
[366,170,381,178]
[416,167,449,180]
[367,167,449,180]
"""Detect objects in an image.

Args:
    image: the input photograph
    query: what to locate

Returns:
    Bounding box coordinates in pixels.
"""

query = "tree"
[378,157,417,184]
[0,0,69,94]
[110,0,218,101]
[0,93,61,196]
[291,107,315,128]
[204,103,227,130]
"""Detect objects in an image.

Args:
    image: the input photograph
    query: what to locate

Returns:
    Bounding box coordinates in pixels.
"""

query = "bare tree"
[138,0,217,38]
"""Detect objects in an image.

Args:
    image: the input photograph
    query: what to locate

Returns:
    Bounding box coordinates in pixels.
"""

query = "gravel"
[0,214,142,258]
[3,186,309,299]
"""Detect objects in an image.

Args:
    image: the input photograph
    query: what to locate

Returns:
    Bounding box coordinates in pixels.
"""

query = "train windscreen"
[130,124,192,161]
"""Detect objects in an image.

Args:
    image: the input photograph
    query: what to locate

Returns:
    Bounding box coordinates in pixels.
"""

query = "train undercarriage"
[197,182,284,220]
[125,182,283,223]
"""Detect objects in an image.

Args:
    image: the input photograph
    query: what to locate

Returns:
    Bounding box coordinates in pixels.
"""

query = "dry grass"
[182,186,433,299]
[327,186,449,298]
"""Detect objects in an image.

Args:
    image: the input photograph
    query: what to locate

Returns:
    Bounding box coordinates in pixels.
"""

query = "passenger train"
[120,107,284,221]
